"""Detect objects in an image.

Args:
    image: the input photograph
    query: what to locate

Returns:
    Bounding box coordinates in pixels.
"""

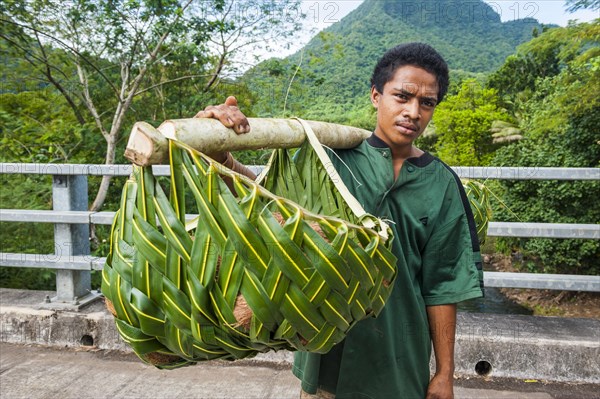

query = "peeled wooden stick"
[125,118,371,166]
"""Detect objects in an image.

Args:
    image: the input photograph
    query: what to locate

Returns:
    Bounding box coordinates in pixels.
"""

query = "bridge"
[1,163,599,398]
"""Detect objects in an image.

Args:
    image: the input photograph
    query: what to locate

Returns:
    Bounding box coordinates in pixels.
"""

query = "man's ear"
[370,86,380,108]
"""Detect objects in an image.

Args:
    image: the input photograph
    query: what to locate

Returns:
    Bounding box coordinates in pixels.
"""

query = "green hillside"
[244,0,544,123]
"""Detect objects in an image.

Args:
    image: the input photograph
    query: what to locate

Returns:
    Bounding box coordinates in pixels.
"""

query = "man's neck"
[371,132,423,162]
[390,146,424,179]
[391,145,423,162]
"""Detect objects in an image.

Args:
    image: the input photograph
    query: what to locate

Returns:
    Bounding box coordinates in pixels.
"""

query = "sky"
[278,0,599,57]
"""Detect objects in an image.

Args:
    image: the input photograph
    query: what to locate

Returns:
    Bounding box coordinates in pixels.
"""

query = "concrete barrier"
[1,288,598,383]
[452,313,599,383]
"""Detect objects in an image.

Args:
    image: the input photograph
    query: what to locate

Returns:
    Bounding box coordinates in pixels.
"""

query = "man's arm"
[425,304,456,399]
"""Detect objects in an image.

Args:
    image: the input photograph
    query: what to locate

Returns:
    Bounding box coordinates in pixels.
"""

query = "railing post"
[50,174,94,306]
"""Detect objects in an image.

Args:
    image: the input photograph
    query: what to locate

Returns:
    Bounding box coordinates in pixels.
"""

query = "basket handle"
[295,118,389,240]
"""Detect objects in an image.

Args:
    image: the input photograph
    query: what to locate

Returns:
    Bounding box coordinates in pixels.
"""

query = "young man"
[197,43,483,399]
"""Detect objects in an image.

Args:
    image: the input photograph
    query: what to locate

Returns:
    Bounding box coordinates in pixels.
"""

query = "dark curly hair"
[371,43,449,103]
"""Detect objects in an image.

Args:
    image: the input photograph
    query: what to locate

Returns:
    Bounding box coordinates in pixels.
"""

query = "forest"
[1,0,599,290]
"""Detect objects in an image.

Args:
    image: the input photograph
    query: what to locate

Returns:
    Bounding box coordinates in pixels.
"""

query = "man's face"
[371,65,439,151]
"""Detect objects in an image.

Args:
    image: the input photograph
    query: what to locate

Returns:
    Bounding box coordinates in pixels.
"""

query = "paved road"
[1,343,598,399]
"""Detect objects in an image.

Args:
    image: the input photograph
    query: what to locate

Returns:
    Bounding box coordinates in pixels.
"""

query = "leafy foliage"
[0,90,95,163]
[1,0,303,212]
[490,21,600,275]
[431,80,511,166]
[565,0,600,12]
[244,0,543,124]
[0,87,98,290]
[0,0,303,289]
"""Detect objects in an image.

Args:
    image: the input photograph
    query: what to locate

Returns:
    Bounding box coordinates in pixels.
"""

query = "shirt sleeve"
[420,179,484,306]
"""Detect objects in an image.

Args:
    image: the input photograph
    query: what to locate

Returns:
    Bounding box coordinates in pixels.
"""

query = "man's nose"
[402,100,420,120]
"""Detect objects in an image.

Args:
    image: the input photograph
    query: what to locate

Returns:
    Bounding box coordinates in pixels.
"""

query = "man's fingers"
[231,122,249,134]
[214,110,235,128]
[193,96,250,134]
[196,108,235,127]
[194,109,214,119]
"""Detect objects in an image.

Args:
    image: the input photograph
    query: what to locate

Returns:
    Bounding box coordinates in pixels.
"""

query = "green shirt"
[293,135,484,398]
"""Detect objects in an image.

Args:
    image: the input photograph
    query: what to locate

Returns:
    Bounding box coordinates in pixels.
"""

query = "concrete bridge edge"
[0,288,598,384]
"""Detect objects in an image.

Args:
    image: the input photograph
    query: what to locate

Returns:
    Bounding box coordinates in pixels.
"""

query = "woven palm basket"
[102,120,398,369]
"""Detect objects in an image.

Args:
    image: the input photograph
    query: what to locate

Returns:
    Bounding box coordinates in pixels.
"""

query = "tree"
[431,80,511,166]
[1,0,302,212]
[565,0,600,12]
[490,21,599,274]
[488,20,599,115]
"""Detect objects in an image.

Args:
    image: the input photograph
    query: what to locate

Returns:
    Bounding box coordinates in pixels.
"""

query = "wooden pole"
[125,118,371,166]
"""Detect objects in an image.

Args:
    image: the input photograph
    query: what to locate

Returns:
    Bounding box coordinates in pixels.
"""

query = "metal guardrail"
[1,163,599,307]
[2,210,599,239]
[2,163,599,180]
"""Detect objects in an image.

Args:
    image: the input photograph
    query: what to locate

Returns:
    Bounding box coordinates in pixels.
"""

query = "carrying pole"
[124,118,371,166]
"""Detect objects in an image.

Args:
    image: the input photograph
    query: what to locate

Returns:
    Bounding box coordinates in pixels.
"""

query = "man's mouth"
[396,122,418,134]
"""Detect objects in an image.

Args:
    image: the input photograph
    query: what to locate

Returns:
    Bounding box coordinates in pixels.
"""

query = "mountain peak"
[246,0,543,120]
[376,0,501,25]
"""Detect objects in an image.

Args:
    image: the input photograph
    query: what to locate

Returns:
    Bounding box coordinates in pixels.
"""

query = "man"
[196,43,483,399]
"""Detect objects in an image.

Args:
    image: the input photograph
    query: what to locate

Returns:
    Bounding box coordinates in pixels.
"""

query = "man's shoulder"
[426,155,464,187]
[328,140,372,164]
[331,139,370,154]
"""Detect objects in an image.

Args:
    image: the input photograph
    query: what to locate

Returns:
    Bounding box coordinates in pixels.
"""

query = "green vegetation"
[431,80,512,166]
[244,0,543,123]
[1,0,301,211]
[1,0,598,288]
[0,0,302,289]
[566,0,600,12]
[490,21,599,275]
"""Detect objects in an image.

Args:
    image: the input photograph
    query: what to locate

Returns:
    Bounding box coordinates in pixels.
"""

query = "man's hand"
[426,373,454,399]
[194,95,256,183]
[195,95,250,134]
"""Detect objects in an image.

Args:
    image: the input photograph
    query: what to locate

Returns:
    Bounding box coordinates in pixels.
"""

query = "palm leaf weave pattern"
[463,180,492,245]
[102,139,397,369]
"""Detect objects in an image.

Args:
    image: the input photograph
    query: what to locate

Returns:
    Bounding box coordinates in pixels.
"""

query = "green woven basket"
[102,123,397,369]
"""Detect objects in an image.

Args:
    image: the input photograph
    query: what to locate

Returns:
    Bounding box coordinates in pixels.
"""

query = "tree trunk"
[90,136,117,212]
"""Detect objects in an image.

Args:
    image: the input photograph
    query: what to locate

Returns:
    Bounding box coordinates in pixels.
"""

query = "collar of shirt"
[366,133,435,169]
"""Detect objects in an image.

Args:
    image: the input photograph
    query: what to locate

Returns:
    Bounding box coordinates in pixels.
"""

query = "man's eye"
[422,101,436,108]
[395,94,408,101]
